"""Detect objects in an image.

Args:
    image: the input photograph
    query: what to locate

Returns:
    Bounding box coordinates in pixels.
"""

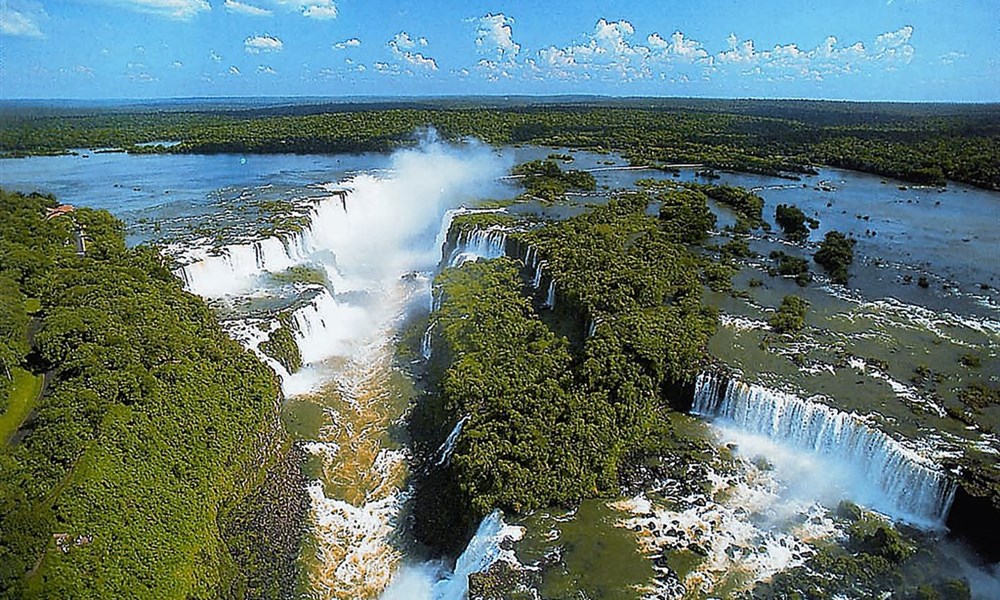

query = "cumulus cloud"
[472,13,522,81]
[333,37,360,49]
[104,0,210,21]
[256,64,277,75]
[75,64,95,77]
[647,31,709,62]
[535,19,650,82]
[475,13,520,60]
[272,0,336,20]
[390,31,427,50]
[874,24,914,63]
[1,1,46,38]
[210,50,223,62]
[224,0,271,16]
[524,19,918,85]
[245,34,283,54]
[229,65,241,75]
[387,32,437,71]
[171,60,184,68]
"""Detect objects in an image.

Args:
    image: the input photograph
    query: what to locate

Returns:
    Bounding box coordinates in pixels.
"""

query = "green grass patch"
[1,368,42,444]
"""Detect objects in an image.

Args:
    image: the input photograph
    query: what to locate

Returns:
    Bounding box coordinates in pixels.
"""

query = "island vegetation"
[814,230,857,284]
[413,191,719,551]
[774,203,818,241]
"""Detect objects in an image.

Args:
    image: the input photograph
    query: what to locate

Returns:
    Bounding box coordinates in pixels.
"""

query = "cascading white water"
[691,372,956,525]
[435,416,469,467]
[171,136,513,599]
[381,510,524,600]
[421,322,434,360]
[447,227,508,268]
[532,260,546,289]
[524,246,537,270]
[289,288,374,365]
[544,280,556,309]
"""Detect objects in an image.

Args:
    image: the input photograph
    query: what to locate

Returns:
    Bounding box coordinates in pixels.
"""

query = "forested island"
[2,98,998,190]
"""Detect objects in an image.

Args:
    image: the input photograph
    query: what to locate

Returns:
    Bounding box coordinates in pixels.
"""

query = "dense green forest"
[2,99,998,189]
[413,191,718,550]
[0,190,291,598]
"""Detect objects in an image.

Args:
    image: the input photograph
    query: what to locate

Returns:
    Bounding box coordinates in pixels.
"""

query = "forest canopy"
[0,189,283,598]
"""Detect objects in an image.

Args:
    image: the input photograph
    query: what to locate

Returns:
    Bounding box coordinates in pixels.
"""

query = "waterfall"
[430,510,522,599]
[447,227,508,267]
[532,260,547,289]
[691,373,956,524]
[435,416,469,467]
[544,280,556,309]
[288,288,372,365]
[524,246,537,270]
[175,193,338,297]
[382,510,524,600]
[421,322,434,360]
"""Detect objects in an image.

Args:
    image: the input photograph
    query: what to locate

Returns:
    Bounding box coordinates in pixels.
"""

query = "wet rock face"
[946,474,1000,562]
[221,443,310,600]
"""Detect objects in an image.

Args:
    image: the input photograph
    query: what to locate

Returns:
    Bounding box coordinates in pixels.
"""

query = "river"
[2,142,997,598]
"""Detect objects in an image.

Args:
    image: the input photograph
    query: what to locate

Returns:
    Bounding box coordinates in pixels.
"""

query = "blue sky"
[1,0,997,101]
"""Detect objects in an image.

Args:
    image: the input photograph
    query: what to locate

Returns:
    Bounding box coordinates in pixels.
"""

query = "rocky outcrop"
[946,464,1000,562]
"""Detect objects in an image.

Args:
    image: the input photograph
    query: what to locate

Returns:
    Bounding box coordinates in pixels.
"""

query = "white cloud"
[333,37,360,50]
[302,4,336,19]
[75,64,95,77]
[245,34,283,54]
[475,13,520,60]
[390,31,426,50]
[939,51,966,65]
[534,19,650,82]
[229,65,241,75]
[272,0,336,20]
[1,1,46,38]
[210,50,223,62]
[172,60,184,68]
[104,0,210,21]
[256,64,277,75]
[874,25,914,63]
[648,31,709,62]
[387,32,437,71]
[717,33,757,64]
[224,0,271,16]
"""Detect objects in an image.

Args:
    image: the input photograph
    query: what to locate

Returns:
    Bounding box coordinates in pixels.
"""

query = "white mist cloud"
[310,135,511,278]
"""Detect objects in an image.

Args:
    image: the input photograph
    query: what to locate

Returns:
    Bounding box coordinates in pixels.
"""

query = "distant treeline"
[1,99,998,189]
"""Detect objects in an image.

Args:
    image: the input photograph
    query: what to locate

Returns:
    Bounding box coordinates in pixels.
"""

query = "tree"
[770,294,809,334]
[814,231,856,284]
